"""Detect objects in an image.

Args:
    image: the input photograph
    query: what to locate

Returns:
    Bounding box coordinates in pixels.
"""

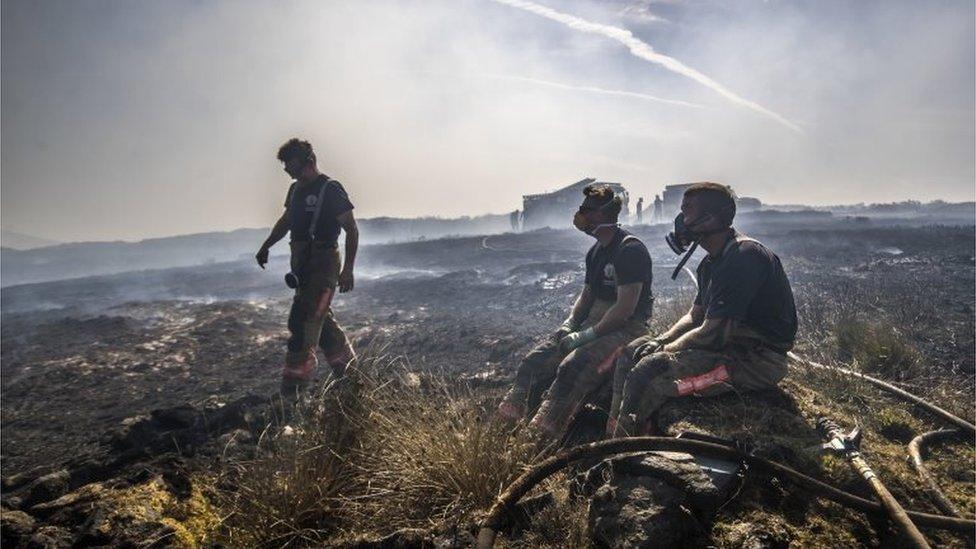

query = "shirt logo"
[305,195,318,206]
[603,264,616,285]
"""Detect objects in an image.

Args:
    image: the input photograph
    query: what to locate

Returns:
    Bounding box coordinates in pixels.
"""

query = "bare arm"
[568,285,595,326]
[663,315,736,352]
[256,211,289,268]
[264,211,290,249]
[337,210,358,292]
[592,282,641,335]
[655,304,704,344]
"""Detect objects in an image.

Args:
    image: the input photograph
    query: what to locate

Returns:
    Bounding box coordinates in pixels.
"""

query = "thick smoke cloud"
[1,0,972,242]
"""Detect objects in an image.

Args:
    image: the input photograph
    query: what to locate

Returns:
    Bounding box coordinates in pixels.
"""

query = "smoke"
[481,73,705,109]
[492,0,803,134]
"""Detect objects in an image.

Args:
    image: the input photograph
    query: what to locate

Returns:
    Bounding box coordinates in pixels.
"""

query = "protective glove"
[552,318,581,342]
[560,327,597,353]
[633,338,664,360]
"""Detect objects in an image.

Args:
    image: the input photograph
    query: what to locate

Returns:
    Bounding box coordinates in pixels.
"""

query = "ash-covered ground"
[1,220,973,546]
[3,221,973,474]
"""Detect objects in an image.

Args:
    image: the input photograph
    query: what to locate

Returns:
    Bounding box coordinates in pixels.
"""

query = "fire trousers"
[608,339,788,437]
[283,242,355,381]
[501,300,649,437]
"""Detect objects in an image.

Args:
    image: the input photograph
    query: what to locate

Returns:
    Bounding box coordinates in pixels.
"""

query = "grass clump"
[833,316,922,380]
[211,344,541,546]
[348,373,537,533]
[212,378,366,546]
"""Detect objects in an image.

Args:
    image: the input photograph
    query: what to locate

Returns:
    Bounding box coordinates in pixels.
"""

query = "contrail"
[492,0,802,133]
[484,73,705,109]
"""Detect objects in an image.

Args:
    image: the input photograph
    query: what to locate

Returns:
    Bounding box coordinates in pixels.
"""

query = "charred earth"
[2,220,974,547]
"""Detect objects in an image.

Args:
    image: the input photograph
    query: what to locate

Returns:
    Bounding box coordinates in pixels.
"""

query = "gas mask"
[665,212,718,280]
[665,212,708,254]
[573,209,619,237]
[574,184,622,237]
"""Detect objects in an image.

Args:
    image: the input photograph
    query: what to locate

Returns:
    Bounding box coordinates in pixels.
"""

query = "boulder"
[583,451,734,548]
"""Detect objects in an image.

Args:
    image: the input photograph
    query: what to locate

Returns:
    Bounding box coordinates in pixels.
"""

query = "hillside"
[1,220,973,547]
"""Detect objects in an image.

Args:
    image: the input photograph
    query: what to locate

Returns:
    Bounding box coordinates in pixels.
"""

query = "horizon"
[3,0,974,242]
[2,195,972,247]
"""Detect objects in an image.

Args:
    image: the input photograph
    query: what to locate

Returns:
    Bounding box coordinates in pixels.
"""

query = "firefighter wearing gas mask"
[498,184,653,438]
[607,182,797,437]
[256,138,359,394]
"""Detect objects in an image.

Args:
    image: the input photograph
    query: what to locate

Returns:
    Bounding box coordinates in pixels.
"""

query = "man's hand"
[559,328,597,353]
[633,338,664,360]
[552,319,580,342]
[338,268,355,293]
[255,246,270,269]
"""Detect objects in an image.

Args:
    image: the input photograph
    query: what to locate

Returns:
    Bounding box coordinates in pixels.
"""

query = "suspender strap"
[308,178,331,241]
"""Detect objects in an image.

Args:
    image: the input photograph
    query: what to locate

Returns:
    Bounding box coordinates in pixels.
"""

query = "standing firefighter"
[256,138,359,394]
[608,182,797,437]
[498,184,653,438]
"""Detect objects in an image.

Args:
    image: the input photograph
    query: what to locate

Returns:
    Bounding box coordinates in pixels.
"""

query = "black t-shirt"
[284,175,354,245]
[694,233,797,350]
[584,229,653,320]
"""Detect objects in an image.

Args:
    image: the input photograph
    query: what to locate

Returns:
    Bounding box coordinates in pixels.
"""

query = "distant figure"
[498,184,653,439]
[607,183,796,437]
[511,210,520,232]
[636,197,644,224]
[653,194,663,224]
[255,138,359,395]
[518,209,524,231]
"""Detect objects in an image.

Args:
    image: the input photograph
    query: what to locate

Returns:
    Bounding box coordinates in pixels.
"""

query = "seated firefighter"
[498,184,653,438]
[608,182,797,437]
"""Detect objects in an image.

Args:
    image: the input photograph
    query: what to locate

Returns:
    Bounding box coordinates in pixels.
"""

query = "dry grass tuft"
[211,343,541,546]
[833,316,922,380]
[345,369,538,534]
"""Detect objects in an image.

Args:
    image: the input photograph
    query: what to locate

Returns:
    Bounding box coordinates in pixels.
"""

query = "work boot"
[279,376,310,400]
[497,388,528,422]
[528,400,562,438]
[497,401,523,423]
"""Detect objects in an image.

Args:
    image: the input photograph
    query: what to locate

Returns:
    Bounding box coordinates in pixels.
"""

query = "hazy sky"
[2,0,974,242]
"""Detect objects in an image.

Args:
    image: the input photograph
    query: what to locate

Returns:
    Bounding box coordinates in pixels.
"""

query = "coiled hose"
[476,354,976,548]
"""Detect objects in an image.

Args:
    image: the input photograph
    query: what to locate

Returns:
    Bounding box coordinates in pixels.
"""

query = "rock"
[25,525,72,549]
[608,452,723,513]
[1,509,36,546]
[584,451,730,548]
[22,471,70,507]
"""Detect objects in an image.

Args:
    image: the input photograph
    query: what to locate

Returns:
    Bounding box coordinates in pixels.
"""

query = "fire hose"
[817,417,931,549]
[477,355,976,548]
[789,353,976,436]
[909,429,966,519]
[474,436,973,548]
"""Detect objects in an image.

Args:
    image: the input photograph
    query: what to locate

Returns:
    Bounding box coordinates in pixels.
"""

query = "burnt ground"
[1,220,973,545]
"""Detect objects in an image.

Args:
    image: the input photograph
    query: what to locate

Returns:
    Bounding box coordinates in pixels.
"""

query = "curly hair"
[582,184,623,221]
[276,138,315,164]
[684,181,737,226]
